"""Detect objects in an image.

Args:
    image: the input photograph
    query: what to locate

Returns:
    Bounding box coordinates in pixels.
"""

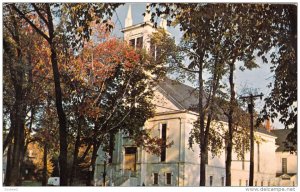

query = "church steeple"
[125,4,133,28]
[143,3,151,23]
[122,4,169,53]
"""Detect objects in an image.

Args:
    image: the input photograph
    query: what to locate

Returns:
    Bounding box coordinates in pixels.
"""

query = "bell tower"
[122,4,168,53]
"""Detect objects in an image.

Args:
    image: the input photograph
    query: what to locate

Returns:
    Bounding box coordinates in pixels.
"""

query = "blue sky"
[111,3,283,129]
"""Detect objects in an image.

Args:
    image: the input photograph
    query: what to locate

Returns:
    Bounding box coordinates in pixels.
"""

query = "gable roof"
[271,129,295,152]
[256,127,277,137]
[157,78,279,137]
[157,78,230,122]
[157,78,203,111]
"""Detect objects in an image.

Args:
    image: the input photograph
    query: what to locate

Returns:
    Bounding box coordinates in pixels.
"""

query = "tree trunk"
[4,144,13,186]
[78,143,92,163]
[86,142,99,186]
[46,5,68,186]
[4,15,27,185]
[3,128,14,153]
[69,116,83,185]
[225,126,233,186]
[10,4,68,185]
[9,63,27,186]
[198,60,206,186]
[51,42,68,186]
[42,143,48,186]
[10,100,26,186]
[226,62,235,186]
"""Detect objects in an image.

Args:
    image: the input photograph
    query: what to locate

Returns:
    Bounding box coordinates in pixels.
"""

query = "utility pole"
[239,93,263,186]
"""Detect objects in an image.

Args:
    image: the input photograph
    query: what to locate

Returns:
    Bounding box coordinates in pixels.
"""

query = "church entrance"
[124,147,137,171]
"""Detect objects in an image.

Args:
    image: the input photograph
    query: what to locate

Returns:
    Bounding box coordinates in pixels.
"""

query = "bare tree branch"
[31,3,49,27]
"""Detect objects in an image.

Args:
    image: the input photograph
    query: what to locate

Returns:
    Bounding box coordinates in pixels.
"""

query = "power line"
[114,10,123,30]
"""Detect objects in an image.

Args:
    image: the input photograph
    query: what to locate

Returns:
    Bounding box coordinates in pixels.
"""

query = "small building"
[271,129,297,186]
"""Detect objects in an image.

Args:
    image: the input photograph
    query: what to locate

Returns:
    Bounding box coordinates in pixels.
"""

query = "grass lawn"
[22,180,42,186]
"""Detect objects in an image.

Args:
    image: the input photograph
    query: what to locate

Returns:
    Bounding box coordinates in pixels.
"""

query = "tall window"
[129,39,135,48]
[129,37,143,49]
[161,123,167,162]
[239,179,242,186]
[282,158,287,173]
[261,181,264,186]
[166,173,172,185]
[136,37,143,49]
[124,147,137,171]
[221,177,225,186]
[153,173,159,185]
[150,42,156,58]
[255,181,258,186]
[150,41,161,60]
[245,180,248,186]
[209,176,213,186]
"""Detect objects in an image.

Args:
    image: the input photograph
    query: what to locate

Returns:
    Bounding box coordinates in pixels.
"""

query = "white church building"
[94,5,297,187]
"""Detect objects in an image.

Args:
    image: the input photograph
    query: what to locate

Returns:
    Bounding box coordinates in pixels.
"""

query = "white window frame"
[160,123,167,162]
[165,172,172,185]
[221,177,225,186]
[209,176,213,186]
[153,172,159,185]
[129,36,143,49]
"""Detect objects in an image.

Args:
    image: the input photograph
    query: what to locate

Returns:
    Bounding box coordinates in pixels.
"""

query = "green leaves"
[61,3,121,50]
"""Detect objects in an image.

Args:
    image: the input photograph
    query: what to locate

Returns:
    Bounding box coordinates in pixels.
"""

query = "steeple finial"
[143,3,151,22]
[125,4,133,28]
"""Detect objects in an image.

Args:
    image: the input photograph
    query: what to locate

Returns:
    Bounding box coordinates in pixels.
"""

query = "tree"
[8,3,121,185]
[31,97,59,185]
[253,4,297,152]
[52,24,171,185]
[25,142,54,183]
[76,37,168,185]
[148,3,297,186]
[3,6,51,185]
[3,13,27,186]
[148,3,233,186]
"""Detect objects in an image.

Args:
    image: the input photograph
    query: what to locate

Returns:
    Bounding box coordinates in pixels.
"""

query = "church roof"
[157,78,230,121]
[157,78,279,137]
[121,22,153,33]
[271,129,295,152]
[255,127,277,137]
[158,78,202,112]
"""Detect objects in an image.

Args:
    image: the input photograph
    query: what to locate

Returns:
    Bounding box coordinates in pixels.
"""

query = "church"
[94,5,297,187]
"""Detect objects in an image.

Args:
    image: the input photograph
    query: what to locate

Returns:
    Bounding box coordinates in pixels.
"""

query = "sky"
[110,3,284,129]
